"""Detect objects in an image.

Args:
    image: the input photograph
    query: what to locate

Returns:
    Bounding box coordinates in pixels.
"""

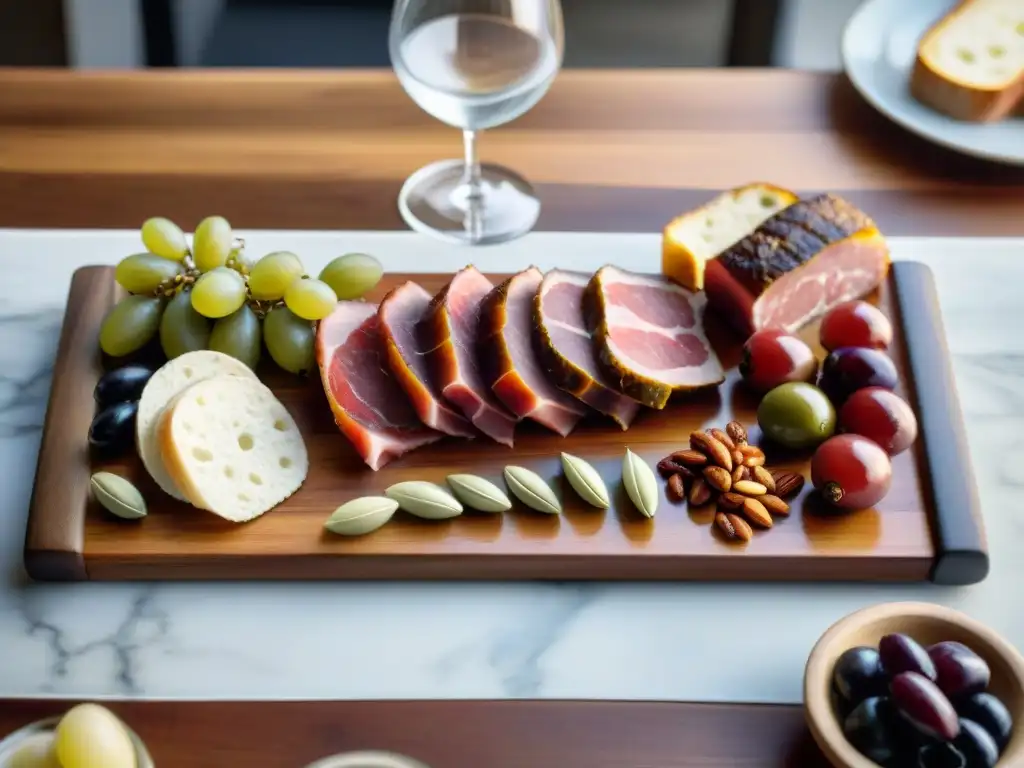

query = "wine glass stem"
[461,129,483,201]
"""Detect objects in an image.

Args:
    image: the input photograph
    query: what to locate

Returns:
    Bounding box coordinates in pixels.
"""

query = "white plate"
[841,0,1024,165]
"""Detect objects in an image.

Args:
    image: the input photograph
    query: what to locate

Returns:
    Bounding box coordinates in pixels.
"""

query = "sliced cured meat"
[584,265,724,409]
[316,301,442,470]
[704,193,890,338]
[378,281,476,438]
[479,267,587,437]
[534,270,641,430]
[421,266,519,446]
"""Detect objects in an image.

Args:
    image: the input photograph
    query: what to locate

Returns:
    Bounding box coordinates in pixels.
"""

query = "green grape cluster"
[98,215,384,376]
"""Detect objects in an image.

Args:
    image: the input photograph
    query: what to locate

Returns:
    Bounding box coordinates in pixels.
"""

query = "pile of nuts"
[657,420,805,542]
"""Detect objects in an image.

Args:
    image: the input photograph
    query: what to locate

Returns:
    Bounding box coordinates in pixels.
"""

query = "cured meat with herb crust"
[584,265,724,409]
[480,267,587,436]
[316,301,442,471]
[704,193,890,337]
[421,266,519,446]
[534,269,641,430]
[378,281,477,438]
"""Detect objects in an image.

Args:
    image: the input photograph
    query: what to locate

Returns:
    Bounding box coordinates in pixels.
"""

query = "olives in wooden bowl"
[804,602,1024,768]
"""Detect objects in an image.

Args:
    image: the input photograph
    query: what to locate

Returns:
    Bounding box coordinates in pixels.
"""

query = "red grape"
[953,719,999,767]
[929,641,991,700]
[880,633,937,681]
[956,693,1013,751]
[839,387,918,456]
[739,329,817,393]
[811,434,893,509]
[819,347,899,405]
[891,671,961,741]
[820,300,893,351]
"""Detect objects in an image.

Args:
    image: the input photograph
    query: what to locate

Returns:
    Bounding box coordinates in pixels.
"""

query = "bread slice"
[910,0,1024,122]
[661,183,799,292]
[158,375,308,522]
[136,350,258,500]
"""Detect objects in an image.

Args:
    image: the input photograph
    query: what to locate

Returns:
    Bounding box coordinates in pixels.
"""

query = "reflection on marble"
[0,230,1020,704]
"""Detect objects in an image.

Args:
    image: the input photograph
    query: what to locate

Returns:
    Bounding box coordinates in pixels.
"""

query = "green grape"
[140,216,188,261]
[225,247,253,276]
[54,703,137,768]
[6,732,60,768]
[114,252,182,294]
[160,289,210,359]
[98,295,164,357]
[192,215,233,272]
[263,305,315,375]
[190,267,246,319]
[284,277,337,321]
[319,253,383,300]
[248,251,304,301]
[209,304,261,370]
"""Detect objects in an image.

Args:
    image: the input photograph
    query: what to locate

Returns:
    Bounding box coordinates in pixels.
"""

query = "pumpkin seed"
[385,481,463,520]
[446,474,511,513]
[324,496,398,536]
[503,465,561,515]
[560,452,609,509]
[90,472,147,520]
[622,449,658,518]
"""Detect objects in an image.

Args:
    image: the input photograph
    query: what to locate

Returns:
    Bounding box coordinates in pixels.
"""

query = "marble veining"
[0,230,1020,703]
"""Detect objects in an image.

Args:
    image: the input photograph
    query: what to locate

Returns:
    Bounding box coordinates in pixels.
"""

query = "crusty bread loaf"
[158,375,308,522]
[661,183,798,292]
[909,0,1024,122]
[136,350,257,500]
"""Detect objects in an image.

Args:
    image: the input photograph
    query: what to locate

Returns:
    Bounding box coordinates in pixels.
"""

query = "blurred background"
[3,0,862,70]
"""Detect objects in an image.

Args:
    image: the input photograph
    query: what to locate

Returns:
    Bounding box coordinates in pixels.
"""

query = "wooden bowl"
[804,602,1024,767]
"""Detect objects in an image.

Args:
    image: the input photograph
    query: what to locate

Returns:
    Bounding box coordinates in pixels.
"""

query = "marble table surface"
[0,228,1020,704]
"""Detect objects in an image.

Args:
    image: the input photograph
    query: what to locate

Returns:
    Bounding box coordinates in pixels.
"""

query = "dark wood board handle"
[891,261,988,585]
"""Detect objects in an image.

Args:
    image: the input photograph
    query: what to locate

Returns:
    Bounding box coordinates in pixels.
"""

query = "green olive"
[756,382,836,449]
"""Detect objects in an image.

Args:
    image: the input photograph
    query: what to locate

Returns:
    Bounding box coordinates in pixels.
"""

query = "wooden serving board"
[24,262,987,584]
[0,698,828,767]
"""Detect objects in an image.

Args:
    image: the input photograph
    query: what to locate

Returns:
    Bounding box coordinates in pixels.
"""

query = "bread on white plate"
[158,374,308,522]
[136,350,258,500]
[910,0,1024,122]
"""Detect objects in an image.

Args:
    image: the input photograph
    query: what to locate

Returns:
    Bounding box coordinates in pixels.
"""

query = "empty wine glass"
[390,0,564,245]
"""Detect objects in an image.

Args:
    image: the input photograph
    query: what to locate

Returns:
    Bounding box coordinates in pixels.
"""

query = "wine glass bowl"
[390,0,564,244]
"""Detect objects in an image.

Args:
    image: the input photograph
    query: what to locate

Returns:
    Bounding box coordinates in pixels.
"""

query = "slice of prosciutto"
[479,267,587,437]
[533,269,641,430]
[704,193,891,338]
[421,266,519,446]
[584,265,724,409]
[378,281,477,438]
[316,301,442,471]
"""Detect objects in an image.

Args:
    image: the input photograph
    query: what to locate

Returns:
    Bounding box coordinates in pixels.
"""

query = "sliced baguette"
[136,350,258,500]
[909,0,1024,122]
[661,183,798,292]
[158,374,308,522]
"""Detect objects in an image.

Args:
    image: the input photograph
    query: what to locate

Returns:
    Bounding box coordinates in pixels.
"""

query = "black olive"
[94,365,153,408]
[88,401,138,456]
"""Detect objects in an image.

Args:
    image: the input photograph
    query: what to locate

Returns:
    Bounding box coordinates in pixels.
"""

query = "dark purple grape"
[929,642,991,700]
[843,696,899,765]
[881,633,938,681]
[918,742,967,768]
[819,346,898,405]
[953,719,999,768]
[957,693,1013,751]
[833,646,888,705]
[892,671,961,742]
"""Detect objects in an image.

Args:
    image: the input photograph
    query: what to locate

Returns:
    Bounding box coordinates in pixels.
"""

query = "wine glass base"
[397,159,541,245]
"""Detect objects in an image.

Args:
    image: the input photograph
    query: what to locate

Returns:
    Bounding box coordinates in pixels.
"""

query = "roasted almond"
[667,473,687,501]
[739,444,766,467]
[657,457,691,478]
[732,448,744,466]
[670,449,707,468]
[726,421,748,445]
[690,432,732,471]
[708,428,736,451]
[760,494,790,516]
[733,480,767,497]
[718,492,746,510]
[703,465,732,493]
[741,497,773,528]
[716,511,752,542]
[752,465,776,493]
[771,471,805,499]
[731,465,749,484]
[688,476,712,506]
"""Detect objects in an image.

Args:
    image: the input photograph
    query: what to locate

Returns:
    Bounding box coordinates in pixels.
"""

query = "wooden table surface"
[0,68,1022,234]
